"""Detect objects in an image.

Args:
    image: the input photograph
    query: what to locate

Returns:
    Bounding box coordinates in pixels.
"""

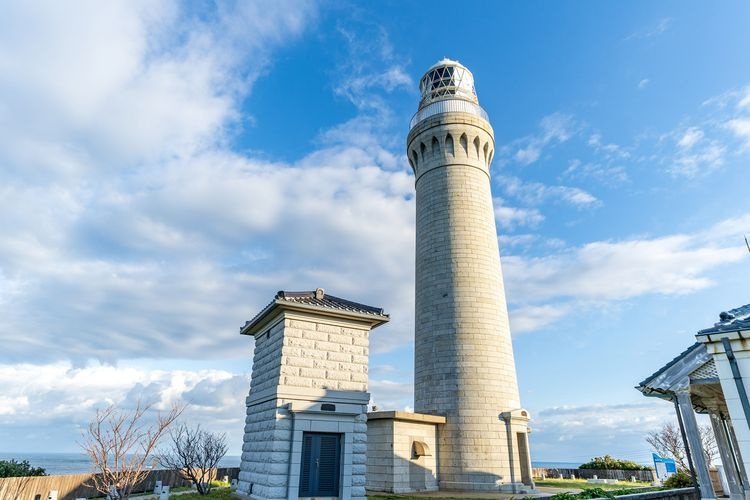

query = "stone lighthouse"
[406,59,533,492]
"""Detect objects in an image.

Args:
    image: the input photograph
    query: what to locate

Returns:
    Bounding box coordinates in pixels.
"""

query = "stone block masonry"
[237,289,388,500]
[406,59,532,492]
[366,411,445,494]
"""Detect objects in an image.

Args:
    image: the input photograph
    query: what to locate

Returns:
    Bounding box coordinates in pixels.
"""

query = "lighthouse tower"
[407,59,533,492]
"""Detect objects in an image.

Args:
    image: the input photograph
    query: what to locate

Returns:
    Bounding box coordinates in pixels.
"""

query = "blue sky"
[1,1,750,465]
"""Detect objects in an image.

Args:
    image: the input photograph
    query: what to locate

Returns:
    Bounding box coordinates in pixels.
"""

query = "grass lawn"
[535,478,653,490]
[162,488,234,499]
[104,487,233,499]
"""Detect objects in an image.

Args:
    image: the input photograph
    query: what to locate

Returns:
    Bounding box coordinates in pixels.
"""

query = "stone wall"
[278,316,369,392]
[239,309,374,500]
[366,417,393,492]
[408,110,528,491]
[366,411,443,494]
[238,400,291,499]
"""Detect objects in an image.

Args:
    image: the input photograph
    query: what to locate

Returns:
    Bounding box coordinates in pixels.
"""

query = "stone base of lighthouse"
[437,409,533,492]
[364,409,533,493]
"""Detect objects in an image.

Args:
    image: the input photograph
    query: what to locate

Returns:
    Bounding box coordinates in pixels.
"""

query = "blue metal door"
[299,432,341,497]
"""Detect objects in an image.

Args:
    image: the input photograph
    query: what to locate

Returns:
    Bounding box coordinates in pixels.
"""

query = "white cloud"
[725,118,750,149]
[507,113,577,166]
[738,88,750,110]
[531,401,677,462]
[503,221,746,305]
[500,175,600,208]
[369,378,413,411]
[494,198,544,230]
[0,147,418,362]
[669,141,725,178]
[625,18,672,41]
[564,159,629,186]
[666,127,726,177]
[677,127,704,149]
[0,1,422,363]
[638,78,650,90]
[0,361,249,452]
[515,145,541,164]
[510,304,571,334]
[0,1,317,178]
[587,134,630,159]
[499,234,566,251]
[702,85,750,110]
[670,84,750,177]
[333,24,412,112]
[495,214,750,335]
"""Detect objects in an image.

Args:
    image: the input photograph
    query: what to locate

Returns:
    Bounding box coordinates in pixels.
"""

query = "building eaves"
[240,288,389,336]
[636,342,702,390]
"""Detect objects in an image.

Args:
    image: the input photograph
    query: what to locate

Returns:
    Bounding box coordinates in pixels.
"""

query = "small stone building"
[366,411,445,493]
[236,289,389,500]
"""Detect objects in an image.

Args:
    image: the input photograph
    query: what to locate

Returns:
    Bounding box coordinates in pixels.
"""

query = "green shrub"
[663,470,694,488]
[579,455,650,471]
[0,459,46,478]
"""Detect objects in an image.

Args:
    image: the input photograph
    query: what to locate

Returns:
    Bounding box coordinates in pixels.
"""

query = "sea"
[0,453,582,476]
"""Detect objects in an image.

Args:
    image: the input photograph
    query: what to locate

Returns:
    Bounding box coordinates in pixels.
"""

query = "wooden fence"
[0,467,240,500]
[533,467,656,482]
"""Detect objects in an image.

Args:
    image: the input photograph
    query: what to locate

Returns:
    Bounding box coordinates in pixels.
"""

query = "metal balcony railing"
[409,99,490,130]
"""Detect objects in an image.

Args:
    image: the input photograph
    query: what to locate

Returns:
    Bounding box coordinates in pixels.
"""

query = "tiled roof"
[242,288,389,333]
[636,342,702,389]
[274,289,388,317]
[697,303,750,335]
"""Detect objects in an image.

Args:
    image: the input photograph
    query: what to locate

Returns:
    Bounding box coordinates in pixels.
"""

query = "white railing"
[409,99,489,129]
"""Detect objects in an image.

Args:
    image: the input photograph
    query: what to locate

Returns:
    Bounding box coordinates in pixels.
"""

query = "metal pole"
[674,397,700,498]
[723,417,746,487]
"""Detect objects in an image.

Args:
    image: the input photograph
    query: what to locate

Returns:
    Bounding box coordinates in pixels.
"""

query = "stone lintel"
[248,387,370,407]
[289,399,366,416]
[366,410,446,424]
[500,408,531,424]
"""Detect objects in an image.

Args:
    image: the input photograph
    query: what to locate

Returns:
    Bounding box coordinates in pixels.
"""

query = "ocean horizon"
[0,453,583,476]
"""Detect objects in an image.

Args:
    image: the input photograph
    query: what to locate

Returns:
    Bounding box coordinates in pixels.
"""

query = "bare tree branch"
[700,424,718,467]
[646,421,719,472]
[80,400,185,499]
[158,424,228,495]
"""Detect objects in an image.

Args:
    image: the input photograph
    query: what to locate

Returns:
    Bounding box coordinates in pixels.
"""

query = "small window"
[412,440,431,459]
[446,134,454,156]
[460,134,468,155]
